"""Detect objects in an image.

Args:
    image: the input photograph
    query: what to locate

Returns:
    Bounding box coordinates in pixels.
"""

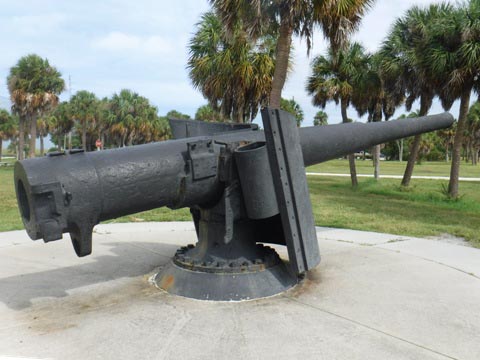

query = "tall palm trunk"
[341,98,358,187]
[448,89,471,198]
[18,117,25,160]
[236,104,244,123]
[0,138,2,161]
[82,121,87,150]
[373,145,381,180]
[401,134,422,186]
[269,15,292,108]
[28,114,37,158]
[39,135,44,156]
[401,100,429,187]
[396,139,404,161]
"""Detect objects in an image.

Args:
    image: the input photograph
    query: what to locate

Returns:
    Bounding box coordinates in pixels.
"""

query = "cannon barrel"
[299,112,454,166]
[14,112,454,256]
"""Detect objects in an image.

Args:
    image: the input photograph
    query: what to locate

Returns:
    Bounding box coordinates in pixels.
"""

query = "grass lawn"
[309,176,480,246]
[307,159,480,178]
[1,161,479,247]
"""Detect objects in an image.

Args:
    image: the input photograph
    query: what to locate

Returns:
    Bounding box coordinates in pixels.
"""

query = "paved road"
[307,172,480,181]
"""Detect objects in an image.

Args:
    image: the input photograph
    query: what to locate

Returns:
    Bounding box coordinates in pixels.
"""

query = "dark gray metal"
[157,254,296,301]
[169,117,258,139]
[299,112,454,166]
[262,108,320,274]
[14,109,454,300]
[187,139,217,180]
[234,142,279,219]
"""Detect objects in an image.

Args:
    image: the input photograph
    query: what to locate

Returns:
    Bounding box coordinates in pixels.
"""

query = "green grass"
[309,176,480,246]
[107,207,192,223]
[1,161,479,247]
[307,159,480,178]
[0,166,23,232]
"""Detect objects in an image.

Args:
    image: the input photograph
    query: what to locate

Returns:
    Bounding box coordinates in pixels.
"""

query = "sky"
[0,0,464,137]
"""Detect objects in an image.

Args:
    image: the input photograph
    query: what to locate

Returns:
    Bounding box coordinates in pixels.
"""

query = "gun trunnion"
[14,109,454,300]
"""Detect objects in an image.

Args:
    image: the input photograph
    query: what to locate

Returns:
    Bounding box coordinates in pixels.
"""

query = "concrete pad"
[0,222,479,360]
[313,226,480,277]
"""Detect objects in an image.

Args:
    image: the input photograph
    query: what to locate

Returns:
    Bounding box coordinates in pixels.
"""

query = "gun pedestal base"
[155,254,297,301]
[154,217,299,300]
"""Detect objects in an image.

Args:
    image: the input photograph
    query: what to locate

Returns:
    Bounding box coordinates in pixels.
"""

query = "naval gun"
[14,108,454,300]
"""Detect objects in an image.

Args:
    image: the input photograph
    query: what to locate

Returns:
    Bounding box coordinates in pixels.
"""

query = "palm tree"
[109,89,163,147]
[280,98,304,127]
[0,109,17,161]
[313,110,328,126]
[210,0,374,108]
[379,5,444,186]
[143,115,169,143]
[133,98,166,144]
[437,122,456,162]
[0,109,10,161]
[94,97,114,150]
[195,104,224,122]
[50,101,74,151]
[188,12,276,123]
[421,0,480,197]
[306,42,370,186]
[36,116,49,155]
[166,110,190,120]
[353,52,403,179]
[70,91,99,151]
[109,90,135,147]
[7,54,65,159]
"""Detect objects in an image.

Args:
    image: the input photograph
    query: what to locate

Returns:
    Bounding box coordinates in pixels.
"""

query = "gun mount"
[14,109,454,300]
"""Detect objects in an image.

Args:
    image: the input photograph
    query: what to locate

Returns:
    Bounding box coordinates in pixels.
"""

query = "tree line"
[2,54,175,158]
[188,0,479,198]
[45,89,171,152]
[1,0,479,199]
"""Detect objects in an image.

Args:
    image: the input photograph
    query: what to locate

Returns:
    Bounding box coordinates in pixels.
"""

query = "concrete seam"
[372,246,480,280]
[282,295,460,360]
[318,237,410,246]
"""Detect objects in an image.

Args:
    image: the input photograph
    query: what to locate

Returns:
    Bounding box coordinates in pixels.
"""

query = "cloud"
[9,13,67,37]
[92,32,173,55]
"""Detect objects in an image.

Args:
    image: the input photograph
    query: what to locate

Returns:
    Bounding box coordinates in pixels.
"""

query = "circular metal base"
[173,243,282,273]
[154,258,298,301]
